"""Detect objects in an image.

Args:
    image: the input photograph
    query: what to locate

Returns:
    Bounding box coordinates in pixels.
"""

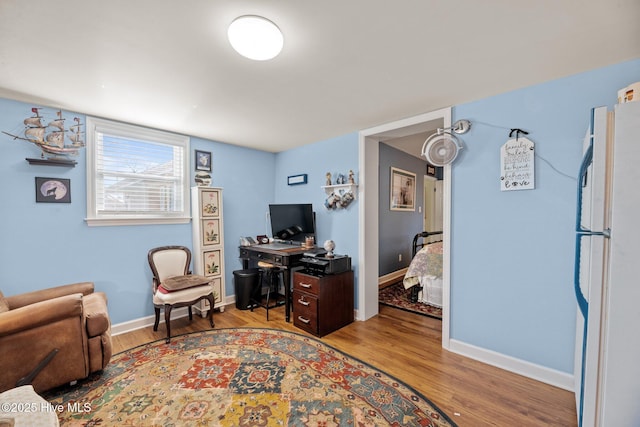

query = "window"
[85,117,190,226]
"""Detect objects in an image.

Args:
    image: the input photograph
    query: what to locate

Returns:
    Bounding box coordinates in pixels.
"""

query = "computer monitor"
[268,203,316,243]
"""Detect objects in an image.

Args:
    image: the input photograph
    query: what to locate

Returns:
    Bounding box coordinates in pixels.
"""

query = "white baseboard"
[112,296,357,336]
[111,297,234,336]
[111,306,188,336]
[448,338,574,391]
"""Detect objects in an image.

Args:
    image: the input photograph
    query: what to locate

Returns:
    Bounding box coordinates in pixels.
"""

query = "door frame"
[358,107,452,348]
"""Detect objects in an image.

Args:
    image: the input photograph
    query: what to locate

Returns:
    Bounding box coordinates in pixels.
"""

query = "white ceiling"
[1,1,638,153]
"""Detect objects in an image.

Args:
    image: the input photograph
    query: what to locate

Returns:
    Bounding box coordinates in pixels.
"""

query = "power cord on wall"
[472,120,577,182]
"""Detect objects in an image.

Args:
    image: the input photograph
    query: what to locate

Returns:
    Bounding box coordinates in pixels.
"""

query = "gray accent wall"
[378,142,427,276]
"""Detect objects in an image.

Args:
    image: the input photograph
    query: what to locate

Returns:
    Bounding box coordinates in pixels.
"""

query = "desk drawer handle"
[299,282,312,288]
[297,298,310,306]
[297,316,310,324]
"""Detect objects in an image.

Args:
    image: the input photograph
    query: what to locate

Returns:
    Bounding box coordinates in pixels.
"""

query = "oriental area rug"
[379,281,443,319]
[44,328,456,426]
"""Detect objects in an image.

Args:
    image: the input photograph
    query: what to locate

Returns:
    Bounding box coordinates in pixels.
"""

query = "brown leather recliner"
[0,282,112,393]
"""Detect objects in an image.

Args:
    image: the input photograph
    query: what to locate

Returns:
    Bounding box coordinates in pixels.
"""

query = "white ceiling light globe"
[228,15,284,61]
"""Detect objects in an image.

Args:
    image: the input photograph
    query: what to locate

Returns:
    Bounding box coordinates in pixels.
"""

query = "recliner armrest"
[0,294,84,337]
[83,292,110,337]
[5,282,94,310]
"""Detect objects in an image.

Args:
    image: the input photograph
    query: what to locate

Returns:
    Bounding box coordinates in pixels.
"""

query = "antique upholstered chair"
[0,282,112,394]
[148,245,215,343]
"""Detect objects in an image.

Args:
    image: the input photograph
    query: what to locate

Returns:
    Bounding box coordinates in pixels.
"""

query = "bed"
[402,231,443,307]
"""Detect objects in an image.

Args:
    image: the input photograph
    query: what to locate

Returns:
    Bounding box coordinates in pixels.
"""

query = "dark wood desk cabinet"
[293,270,354,337]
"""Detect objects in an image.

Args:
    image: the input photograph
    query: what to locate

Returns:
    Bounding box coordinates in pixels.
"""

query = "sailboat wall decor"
[2,107,85,166]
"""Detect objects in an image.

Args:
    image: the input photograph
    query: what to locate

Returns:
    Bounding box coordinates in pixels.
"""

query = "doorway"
[423,176,443,240]
[358,107,452,348]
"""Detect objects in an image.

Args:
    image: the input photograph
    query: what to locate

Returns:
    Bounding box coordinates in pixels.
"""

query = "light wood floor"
[113,304,577,427]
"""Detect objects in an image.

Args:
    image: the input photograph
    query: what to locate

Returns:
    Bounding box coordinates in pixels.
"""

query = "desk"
[239,244,310,322]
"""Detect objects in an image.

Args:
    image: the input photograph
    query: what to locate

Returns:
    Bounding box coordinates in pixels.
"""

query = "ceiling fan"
[421,119,471,166]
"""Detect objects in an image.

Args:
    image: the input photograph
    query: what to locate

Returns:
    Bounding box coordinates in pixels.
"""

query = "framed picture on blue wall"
[287,174,307,185]
[35,177,71,203]
[195,150,212,172]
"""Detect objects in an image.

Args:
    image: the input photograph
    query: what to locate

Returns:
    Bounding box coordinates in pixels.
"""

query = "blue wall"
[0,98,360,325]
[273,133,360,300]
[0,98,278,324]
[190,137,277,297]
[450,58,640,373]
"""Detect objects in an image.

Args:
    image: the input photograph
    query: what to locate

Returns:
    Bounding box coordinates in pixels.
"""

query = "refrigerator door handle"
[575,144,593,234]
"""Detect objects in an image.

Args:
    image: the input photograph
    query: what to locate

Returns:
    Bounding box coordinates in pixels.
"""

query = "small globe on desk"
[323,240,335,258]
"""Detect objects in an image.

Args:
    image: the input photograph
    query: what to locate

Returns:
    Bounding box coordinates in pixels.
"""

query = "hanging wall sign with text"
[500,137,535,191]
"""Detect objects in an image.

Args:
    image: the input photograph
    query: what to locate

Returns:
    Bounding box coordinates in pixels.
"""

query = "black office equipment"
[268,203,316,243]
[300,254,351,275]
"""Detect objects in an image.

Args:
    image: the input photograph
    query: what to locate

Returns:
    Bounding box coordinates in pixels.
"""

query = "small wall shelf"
[322,183,358,198]
[26,158,77,167]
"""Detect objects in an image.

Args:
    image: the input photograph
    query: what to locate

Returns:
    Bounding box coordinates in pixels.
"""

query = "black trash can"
[233,268,260,310]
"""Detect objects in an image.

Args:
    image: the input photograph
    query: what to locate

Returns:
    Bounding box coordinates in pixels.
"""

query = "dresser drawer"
[293,290,317,316]
[293,273,320,296]
[293,290,318,334]
[239,248,284,266]
[294,311,318,335]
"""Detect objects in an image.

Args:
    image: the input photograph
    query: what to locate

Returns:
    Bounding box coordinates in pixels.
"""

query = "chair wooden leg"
[153,307,161,331]
[188,306,193,321]
[206,294,215,328]
[164,304,173,343]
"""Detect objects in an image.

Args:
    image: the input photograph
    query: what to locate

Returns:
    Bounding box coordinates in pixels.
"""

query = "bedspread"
[403,242,443,307]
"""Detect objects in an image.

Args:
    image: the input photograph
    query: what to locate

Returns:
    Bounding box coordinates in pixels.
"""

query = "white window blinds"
[86,117,190,226]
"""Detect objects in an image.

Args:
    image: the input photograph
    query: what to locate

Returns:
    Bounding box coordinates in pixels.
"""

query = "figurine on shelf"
[336,174,346,184]
[326,172,332,186]
[348,170,355,184]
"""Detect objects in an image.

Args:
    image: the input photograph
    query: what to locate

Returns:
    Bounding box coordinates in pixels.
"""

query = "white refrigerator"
[574,100,640,426]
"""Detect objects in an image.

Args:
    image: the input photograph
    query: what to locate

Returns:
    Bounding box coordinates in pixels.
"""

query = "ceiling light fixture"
[228,15,284,61]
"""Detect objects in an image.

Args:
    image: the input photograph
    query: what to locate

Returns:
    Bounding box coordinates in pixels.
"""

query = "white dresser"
[191,186,225,312]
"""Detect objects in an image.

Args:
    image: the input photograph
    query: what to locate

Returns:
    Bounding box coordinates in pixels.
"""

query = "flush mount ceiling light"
[228,15,283,61]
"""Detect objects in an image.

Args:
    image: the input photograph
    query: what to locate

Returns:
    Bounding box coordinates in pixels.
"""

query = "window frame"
[85,116,191,227]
